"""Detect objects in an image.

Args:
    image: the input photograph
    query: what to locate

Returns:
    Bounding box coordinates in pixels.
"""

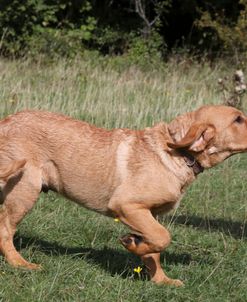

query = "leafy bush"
[196,0,247,57]
[127,31,166,68]
[1,0,247,60]
[0,0,38,55]
[0,0,96,57]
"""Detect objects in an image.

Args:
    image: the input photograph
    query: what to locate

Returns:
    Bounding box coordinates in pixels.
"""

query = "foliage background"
[0,0,247,60]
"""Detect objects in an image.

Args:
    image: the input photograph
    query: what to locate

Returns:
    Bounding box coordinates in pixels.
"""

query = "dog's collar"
[178,150,204,175]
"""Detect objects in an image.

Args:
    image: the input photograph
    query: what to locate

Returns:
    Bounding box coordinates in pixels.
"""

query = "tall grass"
[0,56,232,126]
[0,56,246,301]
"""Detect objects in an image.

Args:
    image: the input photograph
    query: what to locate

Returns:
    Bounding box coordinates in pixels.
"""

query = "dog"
[0,105,247,286]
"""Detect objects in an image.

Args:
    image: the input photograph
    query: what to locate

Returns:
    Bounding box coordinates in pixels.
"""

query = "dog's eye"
[234,116,244,124]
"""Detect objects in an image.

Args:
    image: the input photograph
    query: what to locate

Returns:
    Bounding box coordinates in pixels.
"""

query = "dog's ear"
[167,123,215,152]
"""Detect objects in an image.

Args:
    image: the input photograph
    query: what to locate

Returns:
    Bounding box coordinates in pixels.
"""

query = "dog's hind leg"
[0,163,42,269]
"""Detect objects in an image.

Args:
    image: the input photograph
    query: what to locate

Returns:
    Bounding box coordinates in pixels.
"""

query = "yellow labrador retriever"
[0,105,247,286]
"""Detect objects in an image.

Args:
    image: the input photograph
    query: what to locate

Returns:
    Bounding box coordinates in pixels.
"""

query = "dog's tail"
[0,159,26,191]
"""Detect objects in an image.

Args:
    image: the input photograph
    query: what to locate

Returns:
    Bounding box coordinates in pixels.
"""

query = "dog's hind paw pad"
[119,234,143,248]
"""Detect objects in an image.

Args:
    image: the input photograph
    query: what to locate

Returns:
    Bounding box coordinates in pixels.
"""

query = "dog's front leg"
[110,202,183,286]
[141,252,184,286]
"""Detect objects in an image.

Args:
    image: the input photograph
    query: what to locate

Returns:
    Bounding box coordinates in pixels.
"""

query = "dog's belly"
[41,148,118,215]
[63,186,113,215]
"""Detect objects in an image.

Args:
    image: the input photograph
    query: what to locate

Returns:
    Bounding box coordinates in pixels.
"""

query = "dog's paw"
[9,258,42,270]
[155,278,184,287]
[167,278,184,287]
[24,262,42,270]
[120,234,143,250]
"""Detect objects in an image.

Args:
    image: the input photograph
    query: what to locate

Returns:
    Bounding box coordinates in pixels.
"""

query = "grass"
[0,55,247,301]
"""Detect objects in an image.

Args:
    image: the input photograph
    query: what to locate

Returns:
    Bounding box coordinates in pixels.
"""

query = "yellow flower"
[133,266,142,276]
[114,217,120,222]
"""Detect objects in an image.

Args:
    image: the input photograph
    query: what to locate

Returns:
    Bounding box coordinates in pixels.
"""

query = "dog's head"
[167,105,247,168]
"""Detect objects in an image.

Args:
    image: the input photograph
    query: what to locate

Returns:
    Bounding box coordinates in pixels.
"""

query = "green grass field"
[0,56,246,301]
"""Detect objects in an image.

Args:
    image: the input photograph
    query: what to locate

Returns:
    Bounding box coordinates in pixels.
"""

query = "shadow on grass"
[13,213,242,279]
[13,234,196,280]
[169,214,247,239]
[11,214,243,279]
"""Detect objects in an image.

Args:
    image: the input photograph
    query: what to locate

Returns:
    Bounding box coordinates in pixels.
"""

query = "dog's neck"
[177,149,204,175]
[144,123,198,189]
[167,111,204,176]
